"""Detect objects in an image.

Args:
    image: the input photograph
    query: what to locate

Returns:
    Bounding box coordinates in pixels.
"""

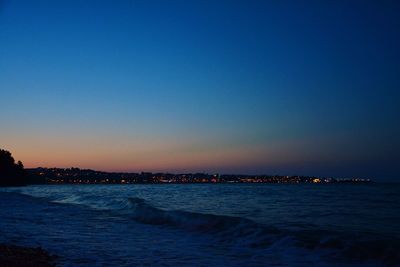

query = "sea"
[0,183,399,267]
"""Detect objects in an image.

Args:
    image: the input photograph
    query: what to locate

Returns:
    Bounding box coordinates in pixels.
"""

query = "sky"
[1,0,399,180]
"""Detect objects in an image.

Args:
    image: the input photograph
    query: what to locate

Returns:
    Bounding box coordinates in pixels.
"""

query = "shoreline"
[0,244,57,267]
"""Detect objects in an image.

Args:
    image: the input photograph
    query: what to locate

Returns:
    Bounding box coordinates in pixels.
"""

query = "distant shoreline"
[25,167,372,185]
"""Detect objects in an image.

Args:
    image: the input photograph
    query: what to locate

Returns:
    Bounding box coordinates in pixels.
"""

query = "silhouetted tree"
[0,149,26,186]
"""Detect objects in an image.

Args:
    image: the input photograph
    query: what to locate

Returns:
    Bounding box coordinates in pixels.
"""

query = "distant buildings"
[26,167,372,185]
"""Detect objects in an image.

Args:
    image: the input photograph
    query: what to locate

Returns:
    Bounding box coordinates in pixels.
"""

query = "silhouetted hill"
[0,149,26,186]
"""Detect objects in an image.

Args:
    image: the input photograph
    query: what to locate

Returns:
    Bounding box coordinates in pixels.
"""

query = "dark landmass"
[0,148,372,186]
[0,149,26,186]
[26,167,372,185]
[0,244,57,267]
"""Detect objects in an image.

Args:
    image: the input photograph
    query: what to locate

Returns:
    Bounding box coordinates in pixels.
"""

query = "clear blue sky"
[1,0,399,180]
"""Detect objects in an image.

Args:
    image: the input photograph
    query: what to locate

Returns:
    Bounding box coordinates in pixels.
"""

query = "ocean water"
[0,184,399,267]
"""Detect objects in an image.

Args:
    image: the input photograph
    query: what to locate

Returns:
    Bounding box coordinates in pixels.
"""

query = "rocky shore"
[0,244,57,267]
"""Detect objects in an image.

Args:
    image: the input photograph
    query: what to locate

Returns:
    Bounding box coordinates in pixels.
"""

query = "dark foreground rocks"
[0,244,57,267]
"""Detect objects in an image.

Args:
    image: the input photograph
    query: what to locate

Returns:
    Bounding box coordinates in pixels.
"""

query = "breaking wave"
[128,197,260,231]
[126,197,400,266]
[7,188,400,267]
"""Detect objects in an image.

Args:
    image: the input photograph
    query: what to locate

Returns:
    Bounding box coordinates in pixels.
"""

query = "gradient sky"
[1,0,399,180]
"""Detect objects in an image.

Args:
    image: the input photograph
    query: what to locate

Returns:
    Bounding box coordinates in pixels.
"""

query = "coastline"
[0,244,57,267]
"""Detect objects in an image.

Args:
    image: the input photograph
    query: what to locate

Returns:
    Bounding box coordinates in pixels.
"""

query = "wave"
[126,198,400,265]
[48,193,271,238]
[128,197,255,230]
[5,190,399,266]
[43,193,284,249]
[127,198,398,265]
[126,197,288,253]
